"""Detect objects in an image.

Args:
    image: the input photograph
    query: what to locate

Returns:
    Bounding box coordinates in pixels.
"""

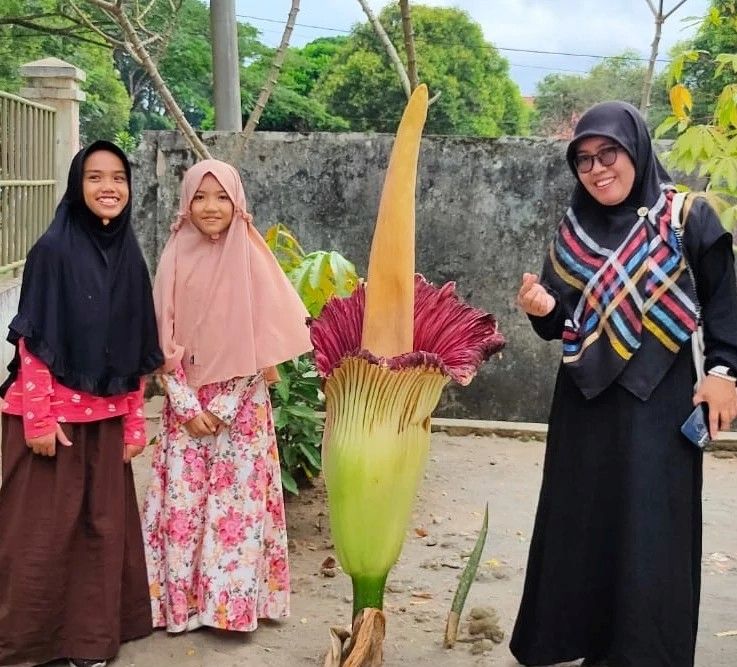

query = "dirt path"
[115,429,737,667]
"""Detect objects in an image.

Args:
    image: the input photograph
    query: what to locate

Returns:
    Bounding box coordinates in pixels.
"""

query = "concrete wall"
[132,130,578,423]
[0,129,705,421]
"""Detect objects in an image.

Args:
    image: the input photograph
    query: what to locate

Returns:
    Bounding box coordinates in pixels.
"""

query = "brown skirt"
[0,415,152,666]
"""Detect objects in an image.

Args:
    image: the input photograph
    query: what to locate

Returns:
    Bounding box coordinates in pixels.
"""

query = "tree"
[237,37,349,132]
[678,0,737,125]
[118,0,246,131]
[657,1,737,230]
[76,0,212,158]
[0,0,130,142]
[640,0,688,117]
[356,0,411,99]
[0,0,211,158]
[533,52,669,137]
[242,0,300,139]
[312,4,528,136]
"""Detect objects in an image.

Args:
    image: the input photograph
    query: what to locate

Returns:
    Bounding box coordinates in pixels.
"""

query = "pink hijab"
[153,159,312,388]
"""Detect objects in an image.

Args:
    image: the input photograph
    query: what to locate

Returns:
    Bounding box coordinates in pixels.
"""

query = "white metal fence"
[0,90,56,274]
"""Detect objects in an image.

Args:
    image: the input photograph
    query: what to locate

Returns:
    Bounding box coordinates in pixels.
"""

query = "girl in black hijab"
[511,102,737,667]
[0,141,163,667]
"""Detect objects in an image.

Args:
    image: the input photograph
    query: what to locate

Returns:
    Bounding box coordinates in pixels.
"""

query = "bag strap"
[670,191,702,323]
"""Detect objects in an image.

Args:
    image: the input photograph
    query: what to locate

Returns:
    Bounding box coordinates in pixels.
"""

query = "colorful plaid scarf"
[550,188,698,396]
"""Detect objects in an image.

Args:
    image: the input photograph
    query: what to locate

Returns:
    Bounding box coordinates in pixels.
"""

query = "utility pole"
[210,0,242,130]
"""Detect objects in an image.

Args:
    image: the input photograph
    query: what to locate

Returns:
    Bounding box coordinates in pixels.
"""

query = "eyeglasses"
[573,146,621,173]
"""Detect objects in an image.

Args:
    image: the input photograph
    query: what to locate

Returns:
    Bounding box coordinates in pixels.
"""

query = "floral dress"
[141,366,289,632]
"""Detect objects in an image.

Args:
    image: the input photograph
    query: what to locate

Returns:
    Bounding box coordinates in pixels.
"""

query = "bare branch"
[138,32,163,48]
[0,12,62,24]
[0,15,105,44]
[664,0,688,20]
[399,0,419,91]
[85,0,117,11]
[242,0,301,138]
[111,4,210,157]
[68,0,125,46]
[19,0,206,158]
[357,0,411,100]
[640,0,686,116]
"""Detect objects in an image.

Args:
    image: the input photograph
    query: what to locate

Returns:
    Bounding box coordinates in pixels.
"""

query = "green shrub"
[265,224,359,494]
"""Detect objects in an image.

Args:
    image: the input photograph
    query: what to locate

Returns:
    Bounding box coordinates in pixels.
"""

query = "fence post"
[19,57,86,201]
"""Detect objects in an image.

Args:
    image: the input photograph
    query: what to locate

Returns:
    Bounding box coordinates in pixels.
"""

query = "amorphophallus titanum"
[311,84,505,665]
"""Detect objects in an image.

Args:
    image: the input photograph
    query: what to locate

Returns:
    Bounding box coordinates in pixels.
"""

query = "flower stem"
[352,574,388,618]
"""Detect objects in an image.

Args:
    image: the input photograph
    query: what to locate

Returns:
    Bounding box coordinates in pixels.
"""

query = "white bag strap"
[670,191,701,321]
[670,191,706,385]
[670,191,686,232]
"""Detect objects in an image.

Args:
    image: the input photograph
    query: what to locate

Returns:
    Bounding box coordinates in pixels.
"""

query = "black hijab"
[0,141,163,397]
[541,102,700,400]
[565,100,672,245]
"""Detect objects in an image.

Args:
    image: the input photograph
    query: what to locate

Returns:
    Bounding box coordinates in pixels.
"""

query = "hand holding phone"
[681,403,710,449]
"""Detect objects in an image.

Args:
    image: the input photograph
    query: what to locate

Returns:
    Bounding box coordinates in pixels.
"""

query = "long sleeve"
[684,198,737,375]
[18,338,55,440]
[161,364,202,423]
[694,236,737,375]
[527,298,566,341]
[122,379,146,445]
[206,375,257,425]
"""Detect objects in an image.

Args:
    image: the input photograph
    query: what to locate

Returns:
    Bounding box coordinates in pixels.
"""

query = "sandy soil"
[109,430,737,667]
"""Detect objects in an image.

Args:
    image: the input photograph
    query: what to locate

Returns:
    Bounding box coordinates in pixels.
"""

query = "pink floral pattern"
[141,369,289,632]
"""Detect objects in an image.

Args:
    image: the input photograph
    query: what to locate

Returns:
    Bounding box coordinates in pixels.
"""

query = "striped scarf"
[551,189,698,376]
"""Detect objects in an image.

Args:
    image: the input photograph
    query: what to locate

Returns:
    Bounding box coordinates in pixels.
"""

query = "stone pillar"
[19,57,86,200]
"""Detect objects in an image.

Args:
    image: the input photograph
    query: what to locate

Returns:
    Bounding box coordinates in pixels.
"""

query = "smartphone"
[681,403,710,449]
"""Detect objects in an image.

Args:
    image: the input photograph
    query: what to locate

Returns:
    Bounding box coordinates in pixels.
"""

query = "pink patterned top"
[1,338,146,445]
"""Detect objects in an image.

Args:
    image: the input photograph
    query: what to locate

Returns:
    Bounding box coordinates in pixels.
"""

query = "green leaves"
[288,251,359,318]
[264,223,306,274]
[534,51,654,136]
[661,3,737,233]
[312,4,528,137]
[666,50,703,88]
[715,53,737,77]
[715,84,737,129]
[266,225,358,494]
[270,355,325,495]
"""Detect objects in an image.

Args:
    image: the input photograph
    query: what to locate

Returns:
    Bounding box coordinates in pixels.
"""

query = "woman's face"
[82,150,130,224]
[573,136,636,207]
[189,173,234,237]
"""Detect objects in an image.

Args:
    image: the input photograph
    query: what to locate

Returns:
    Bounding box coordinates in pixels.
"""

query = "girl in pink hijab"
[141,159,312,634]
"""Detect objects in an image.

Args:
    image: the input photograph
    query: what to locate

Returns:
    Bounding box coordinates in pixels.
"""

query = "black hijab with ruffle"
[0,141,163,397]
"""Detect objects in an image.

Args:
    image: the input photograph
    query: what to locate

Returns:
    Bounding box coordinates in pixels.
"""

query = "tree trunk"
[640,16,663,117]
[357,0,411,99]
[242,0,300,139]
[85,0,211,159]
[399,0,419,91]
[640,0,688,118]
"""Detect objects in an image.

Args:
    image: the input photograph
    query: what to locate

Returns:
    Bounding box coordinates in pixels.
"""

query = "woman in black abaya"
[511,102,737,667]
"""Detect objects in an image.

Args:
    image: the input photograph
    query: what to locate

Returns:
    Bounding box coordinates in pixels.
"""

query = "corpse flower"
[312,84,505,666]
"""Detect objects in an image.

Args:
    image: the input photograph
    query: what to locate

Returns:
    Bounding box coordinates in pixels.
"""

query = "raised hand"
[517,272,556,317]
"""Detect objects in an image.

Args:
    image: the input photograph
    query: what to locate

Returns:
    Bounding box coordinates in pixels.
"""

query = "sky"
[234,0,711,95]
